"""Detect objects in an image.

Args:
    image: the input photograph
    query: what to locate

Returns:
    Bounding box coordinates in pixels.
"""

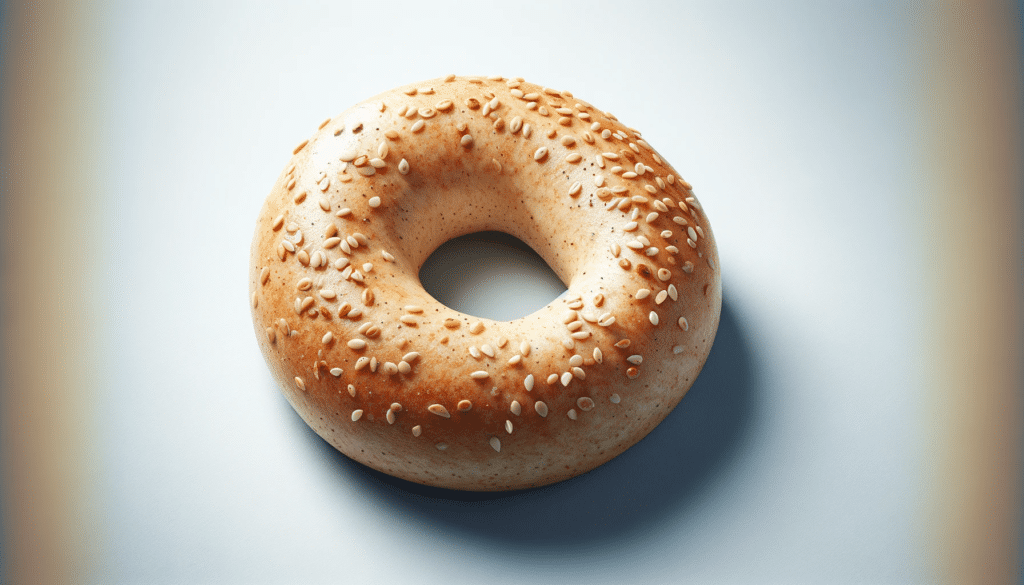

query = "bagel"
[249,75,722,491]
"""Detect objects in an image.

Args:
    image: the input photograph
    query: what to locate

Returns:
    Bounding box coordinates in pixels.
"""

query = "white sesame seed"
[351,410,363,422]
[524,373,534,391]
[593,347,603,363]
[505,420,513,434]
[322,331,334,344]
[294,376,305,391]
[678,316,689,331]
[480,344,495,357]
[561,372,573,386]
[546,374,558,385]
[572,367,586,380]
[649,311,659,326]
[510,116,523,133]
[635,289,651,300]
[568,181,582,196]
[565,153,582,163]
[428,404,451,418]
[357,166,375,177]
[412,425,422,437]
[623,221,639,232]
[535,401,549,417]
[368,196,381,208]
[403,352,420,363]
[533,147,548,161]
[348,339,367,350]
[510,400,522,415]
[460,134,474,147]
[470,370,490,379]
[508,354,522,365]
[658,268,672,281]
[411,120,425,133]
[569,354,584,367]
[668,284,678,301]
[405,305,423,313]
[469,321,485,334]
[656,290,668,304]
[627,355,643,365]
[610,393,621,404]
[489,437,501,452]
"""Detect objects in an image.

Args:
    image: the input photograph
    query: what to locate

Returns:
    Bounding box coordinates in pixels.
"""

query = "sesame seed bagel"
[249,75,722,491]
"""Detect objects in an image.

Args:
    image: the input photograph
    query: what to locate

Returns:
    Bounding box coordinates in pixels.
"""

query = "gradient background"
[2,1,1021,584]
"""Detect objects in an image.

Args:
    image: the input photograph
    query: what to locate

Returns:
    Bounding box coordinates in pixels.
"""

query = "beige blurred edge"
[1,1,1020,583]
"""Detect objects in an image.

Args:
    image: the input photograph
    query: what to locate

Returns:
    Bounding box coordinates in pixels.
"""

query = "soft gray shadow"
[418,231,568,321]
[284,292,755,551]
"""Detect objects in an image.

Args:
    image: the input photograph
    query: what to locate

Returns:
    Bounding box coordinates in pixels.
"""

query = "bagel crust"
[249,75,722,491]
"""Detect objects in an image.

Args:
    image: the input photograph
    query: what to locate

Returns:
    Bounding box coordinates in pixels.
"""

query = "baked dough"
[249,75,721,490]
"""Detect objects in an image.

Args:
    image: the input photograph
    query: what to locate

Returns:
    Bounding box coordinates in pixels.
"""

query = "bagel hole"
[419,231,567,321]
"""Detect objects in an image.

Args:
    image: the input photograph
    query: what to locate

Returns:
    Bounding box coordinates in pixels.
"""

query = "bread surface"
[250,75,722,490]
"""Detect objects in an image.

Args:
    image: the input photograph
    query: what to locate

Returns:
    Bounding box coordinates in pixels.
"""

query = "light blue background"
[94,2,930,582]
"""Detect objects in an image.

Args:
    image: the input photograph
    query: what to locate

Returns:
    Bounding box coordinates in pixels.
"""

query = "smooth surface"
[3,1,1020,583]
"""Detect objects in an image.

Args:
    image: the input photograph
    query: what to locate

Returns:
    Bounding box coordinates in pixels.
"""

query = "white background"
[93,1,931,582]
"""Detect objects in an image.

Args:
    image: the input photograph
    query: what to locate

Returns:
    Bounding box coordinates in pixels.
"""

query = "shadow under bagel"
[275,230,755,549]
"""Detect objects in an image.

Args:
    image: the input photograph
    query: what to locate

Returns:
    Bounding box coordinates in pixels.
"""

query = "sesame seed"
[622,171,638,179]
[627,354,643,365]
[626,367,639,379]
[523,123,532,138]
[480,344,495,357]
[470,371,490,380]
[386,408,396,424]
[329,367,343,377]
[535,401,549,417]
[300,296,315,313]
[560,372,573,386]
[357,166,375,177]
[682,261,694,273]
[457,399,473,412]
[510,400,522,416]
[337,207,352,217]
[469,346,482,359]
[524,374,535,391]
[598,314,615,327]
[369,158,386,169]
[461,134,474,147]
[509,116,523,133]
[656,290,668,304]
[593,347,603,363]
[428,403,452,418]
[322,331,334,344]
[569,354,584,367]
[566,320,584,332]
[469,321,485,334]
[294,377,305,391]
[577,397,595,411]
[658,268,672,281]
[646,212,660,223]
[565,153,582,163]
[649,311,660,326]
[546,373,558,384]
[324,237,341,249]
[567,409,578,420]
[368,196,381,208]
[435,99,454,111]
[400,315,418,325]
[623,221,639,232]
[507,354,522,365]
[489,437,501,452]
[351,410,363,422]
[293,140,308,154]
[412,425,422,437]
[678,316,689,331]
[347,339,367,350]
[533,147,548,161]
[265,327,276,343]
[398,361,412,374]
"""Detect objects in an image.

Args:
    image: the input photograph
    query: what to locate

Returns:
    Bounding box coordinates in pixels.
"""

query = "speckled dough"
[249,75,722,491]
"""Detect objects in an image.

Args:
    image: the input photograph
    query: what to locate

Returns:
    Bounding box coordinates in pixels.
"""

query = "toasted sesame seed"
[399,315,418,325]
[294,377,305,391]
[412,425,422,437]
[509,116,523,133]
[623,221,639,232]
[469,321,485,334]
[510,400,522,416]
[428,404,451,418]
[535,401,549,417]
[678,316,689,331]
[386,409,396,424]
[519,341,531,357]
[546,373,558,385]
[347,339,367,350]
[627,354,643,365]
[436,99,454,111]
[457,399,473,412]
[566,320,584,332]
[655,290,668,304]
[460,134,474,147]
[635,289,651,300]
[351,410,363,421]
[369,158,386,169]
[593,347,604,363]
[565,153,582,163]
[300,296,315,313]
[626,367,639,379]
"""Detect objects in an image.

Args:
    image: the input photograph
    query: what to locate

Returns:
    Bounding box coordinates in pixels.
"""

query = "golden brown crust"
[249,75,722,490]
